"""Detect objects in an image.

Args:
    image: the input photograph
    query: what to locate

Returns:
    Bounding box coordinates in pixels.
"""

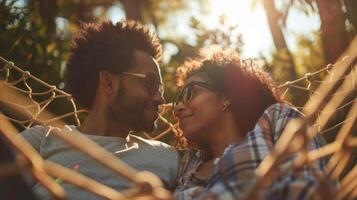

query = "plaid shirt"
[174,103,329,200]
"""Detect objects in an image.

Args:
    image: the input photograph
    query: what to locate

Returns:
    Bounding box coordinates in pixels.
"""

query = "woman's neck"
[204,112,244,159]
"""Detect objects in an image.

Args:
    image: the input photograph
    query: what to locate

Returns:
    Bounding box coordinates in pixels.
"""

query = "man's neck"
[78,109,130,138]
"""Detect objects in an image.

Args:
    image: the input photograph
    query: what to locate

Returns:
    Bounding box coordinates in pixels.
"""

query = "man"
[20,20,179,200]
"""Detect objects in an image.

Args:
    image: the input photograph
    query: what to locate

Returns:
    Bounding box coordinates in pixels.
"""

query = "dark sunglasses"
[175,81,218,106]
[121,72,163,96]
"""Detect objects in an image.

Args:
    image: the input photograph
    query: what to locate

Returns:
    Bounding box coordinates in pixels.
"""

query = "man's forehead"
[129,50,160,74]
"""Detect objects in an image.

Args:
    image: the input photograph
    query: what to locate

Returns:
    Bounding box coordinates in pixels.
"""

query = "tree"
[121,0,144,21]
[315,0,349,64]
[261,0,298,80]
[344,0,357,33]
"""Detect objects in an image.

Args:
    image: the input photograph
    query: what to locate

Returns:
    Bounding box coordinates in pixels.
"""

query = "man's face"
[108,50,164,133]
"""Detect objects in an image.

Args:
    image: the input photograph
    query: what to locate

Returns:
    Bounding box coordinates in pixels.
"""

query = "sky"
[107,0,321,61]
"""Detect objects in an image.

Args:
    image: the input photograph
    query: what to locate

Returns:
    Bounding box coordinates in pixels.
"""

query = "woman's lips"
[178,114,194,122]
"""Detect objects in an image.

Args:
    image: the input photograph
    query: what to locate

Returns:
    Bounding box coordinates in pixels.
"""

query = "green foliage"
[1,0,70,83]
[1,0,72,125]
[265,48,296,83]
[294,32,325,76]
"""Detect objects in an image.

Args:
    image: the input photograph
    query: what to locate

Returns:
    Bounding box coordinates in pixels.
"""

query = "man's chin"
[131,119,157,133]
[143,127,155,133]
[143,120,157,133]
[141,111,159,132]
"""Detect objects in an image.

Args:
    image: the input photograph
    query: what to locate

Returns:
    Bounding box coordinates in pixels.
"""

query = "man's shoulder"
[19,125,53,152]
[130,135,177,150]
[20,125,47,134]
[20,125,74,138]
[19,125,50,142]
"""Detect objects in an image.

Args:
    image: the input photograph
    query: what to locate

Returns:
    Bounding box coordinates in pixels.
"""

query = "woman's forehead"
[185,74,207,86]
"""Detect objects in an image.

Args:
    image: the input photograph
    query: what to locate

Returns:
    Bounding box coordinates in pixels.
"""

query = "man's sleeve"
[18,126,46,153]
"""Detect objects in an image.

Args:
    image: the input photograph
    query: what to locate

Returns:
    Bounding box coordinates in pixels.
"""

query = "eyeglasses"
[121,72,163,96]
[175,81,218,106]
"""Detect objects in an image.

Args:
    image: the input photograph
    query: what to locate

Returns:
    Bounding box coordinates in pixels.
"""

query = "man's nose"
[152,87,165,105]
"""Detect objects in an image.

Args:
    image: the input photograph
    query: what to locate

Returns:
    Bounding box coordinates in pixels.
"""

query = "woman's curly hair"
[67,20,162,109]
[176,51,286,136]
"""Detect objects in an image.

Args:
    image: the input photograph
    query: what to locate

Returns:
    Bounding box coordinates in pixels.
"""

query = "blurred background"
[0,0,356,141]
[1,0,356,99]
[0,0,356,180]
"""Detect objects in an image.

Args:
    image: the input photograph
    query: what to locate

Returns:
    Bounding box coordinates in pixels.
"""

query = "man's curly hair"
[176,51,286,136]
[67,20,162,109]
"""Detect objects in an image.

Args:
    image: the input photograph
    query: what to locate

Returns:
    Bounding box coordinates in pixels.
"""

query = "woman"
[173,51,328,199]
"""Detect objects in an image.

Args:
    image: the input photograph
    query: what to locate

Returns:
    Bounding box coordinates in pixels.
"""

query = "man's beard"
[107,87,158,133]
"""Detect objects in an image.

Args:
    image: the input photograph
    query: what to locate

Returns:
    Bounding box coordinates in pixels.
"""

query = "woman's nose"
[173,101,185,117]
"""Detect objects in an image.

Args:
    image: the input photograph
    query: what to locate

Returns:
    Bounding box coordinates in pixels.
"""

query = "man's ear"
[99,71,119,95]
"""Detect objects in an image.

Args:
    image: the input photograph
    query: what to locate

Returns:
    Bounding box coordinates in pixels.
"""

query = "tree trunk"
[262,0,297,80]
[315,0,349,64]
[121,0,143,21]
[39,0,57,36]
[263,0,287,50]
[344,0,357,34]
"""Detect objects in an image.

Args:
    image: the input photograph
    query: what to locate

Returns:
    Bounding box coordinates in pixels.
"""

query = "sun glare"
[107,0,320,59]
[203,0,320,58]
[205,0,273,58]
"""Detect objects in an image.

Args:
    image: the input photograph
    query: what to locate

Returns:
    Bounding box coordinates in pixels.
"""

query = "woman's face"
[174,74,225,143]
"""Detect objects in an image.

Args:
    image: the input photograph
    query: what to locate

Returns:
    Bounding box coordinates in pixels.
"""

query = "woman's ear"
[99,71,119,95]
[222,97,231,111]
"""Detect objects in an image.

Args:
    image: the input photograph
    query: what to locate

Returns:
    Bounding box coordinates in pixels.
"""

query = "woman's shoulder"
[243,103,303,146]
[260,103,302,128]
[264,103,302,118]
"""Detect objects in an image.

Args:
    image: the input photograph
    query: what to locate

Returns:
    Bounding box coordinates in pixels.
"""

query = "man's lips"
[145,104,159,112]
[145,106,160,118]
[146,107,159,111]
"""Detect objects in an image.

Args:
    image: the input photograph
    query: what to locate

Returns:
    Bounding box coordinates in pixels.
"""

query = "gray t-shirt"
[20,125,179,200]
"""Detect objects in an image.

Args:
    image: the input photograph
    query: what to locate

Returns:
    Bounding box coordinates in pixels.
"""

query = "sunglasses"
[121,72,163,96]
[175,81,218,106]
